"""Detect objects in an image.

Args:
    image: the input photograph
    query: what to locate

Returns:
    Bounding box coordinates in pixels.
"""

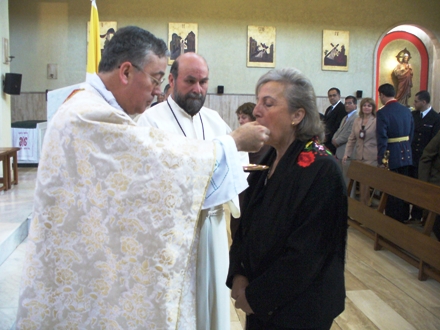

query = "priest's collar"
[86,73,125,114]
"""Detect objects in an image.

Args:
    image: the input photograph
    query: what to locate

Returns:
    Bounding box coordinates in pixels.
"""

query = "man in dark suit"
[324,87,346,154]
[409,90,440,221]
[377,83,414,222]
[332,95,359,185]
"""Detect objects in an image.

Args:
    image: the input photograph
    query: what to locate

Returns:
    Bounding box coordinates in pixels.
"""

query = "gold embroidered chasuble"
[16,88,216,329]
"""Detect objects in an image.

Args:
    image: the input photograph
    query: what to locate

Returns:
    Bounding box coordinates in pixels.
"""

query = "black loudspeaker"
[217,85,224,94]
[3,73,22,95]
[356,90,363,99]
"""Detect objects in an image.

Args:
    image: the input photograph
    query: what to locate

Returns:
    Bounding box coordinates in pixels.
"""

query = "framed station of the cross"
[322,30,349,71]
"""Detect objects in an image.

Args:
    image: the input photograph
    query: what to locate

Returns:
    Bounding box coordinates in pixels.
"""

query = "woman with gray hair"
[227,68,347,329]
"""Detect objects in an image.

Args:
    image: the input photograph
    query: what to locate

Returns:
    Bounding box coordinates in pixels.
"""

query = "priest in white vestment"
[15,26,268,329]
[138,52,248,330]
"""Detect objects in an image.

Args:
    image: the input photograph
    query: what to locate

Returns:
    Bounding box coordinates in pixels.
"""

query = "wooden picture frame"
[168,23,198,65]
[322,30,349,71]
[247,26,276,68]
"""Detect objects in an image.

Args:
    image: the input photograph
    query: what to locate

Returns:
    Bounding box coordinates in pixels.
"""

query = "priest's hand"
[230,122,270,152]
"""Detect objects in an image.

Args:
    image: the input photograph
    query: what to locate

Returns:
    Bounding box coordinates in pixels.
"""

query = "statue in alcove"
[392,48,413,107]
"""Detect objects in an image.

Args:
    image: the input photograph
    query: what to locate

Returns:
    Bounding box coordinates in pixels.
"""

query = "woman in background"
[236,102,271,164]
[342,97,377,205]
[236,102,256,125]
[228,68,347,329]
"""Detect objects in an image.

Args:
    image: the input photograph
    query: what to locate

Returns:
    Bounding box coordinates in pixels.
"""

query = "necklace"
[166,99,205,140]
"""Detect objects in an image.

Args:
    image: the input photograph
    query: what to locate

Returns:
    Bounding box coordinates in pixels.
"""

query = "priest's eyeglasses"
[131,63,165,87]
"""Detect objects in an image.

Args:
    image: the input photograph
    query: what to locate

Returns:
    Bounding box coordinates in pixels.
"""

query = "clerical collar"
[86,73,125,113]
[166,97,205,140]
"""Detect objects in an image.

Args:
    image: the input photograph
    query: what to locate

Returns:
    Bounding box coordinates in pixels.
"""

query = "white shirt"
[331,100,342,111]
[346,108,357,120]
[421,107,432,118]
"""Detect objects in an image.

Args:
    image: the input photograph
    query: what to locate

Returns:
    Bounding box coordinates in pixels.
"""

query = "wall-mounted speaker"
[217,85,224,94]
[356,90,363,99]
[3,73,22,95]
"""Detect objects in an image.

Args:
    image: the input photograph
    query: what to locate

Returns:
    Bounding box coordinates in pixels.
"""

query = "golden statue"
[392,48,413,107]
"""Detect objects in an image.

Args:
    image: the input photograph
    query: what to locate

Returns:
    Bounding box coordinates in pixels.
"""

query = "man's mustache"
[186,93,204,100]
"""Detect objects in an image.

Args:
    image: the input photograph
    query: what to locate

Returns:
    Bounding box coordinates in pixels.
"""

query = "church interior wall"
[1,0,12,149]
[6,0,440,126]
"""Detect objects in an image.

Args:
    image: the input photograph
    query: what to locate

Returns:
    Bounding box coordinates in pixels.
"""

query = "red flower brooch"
[297,139,330,167]
[297,151,315,167]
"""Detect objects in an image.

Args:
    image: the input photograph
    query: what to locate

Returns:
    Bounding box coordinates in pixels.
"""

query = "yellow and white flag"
[86,0,101,77]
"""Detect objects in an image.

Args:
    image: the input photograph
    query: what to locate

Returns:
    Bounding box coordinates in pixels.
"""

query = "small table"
[0,147,21,191]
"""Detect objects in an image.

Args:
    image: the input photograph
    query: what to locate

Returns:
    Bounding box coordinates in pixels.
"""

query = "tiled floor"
[0,168,36,266]
[1,168,440,330]
[0,241,26,330]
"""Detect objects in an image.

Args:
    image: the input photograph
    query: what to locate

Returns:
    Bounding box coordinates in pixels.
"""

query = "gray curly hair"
[255,68,324,142]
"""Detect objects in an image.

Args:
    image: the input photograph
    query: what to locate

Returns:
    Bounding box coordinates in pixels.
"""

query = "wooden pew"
[0,149,9,191]
[346,160,440,282]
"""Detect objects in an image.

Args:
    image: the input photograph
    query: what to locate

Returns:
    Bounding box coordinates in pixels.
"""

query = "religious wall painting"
[87,21,118,56]
[247,26,276,68]
[168,23,198,65]
[322,30,349,71]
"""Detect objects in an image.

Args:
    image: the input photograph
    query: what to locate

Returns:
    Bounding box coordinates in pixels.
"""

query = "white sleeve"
[202,135,248,214]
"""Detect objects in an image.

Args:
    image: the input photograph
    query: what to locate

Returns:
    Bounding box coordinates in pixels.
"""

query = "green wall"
[8,0,440,97]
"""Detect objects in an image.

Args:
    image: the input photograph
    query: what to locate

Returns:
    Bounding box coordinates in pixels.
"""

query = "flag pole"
[86,0,101,78]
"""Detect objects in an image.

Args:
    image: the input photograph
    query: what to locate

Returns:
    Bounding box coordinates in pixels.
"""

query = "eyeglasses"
[131,63,165,87]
